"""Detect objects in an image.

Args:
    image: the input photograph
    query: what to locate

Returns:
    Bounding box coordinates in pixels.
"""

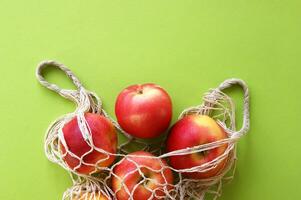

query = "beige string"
[36,60,250,200]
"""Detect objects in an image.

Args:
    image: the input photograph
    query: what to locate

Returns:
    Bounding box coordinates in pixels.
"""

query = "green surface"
[0,0,300,199]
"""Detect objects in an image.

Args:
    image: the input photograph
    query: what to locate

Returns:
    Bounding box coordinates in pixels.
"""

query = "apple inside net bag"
[36,60,250,200]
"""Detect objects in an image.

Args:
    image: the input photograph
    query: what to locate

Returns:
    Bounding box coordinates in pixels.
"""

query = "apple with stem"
[166,115,228,179]
[115,83,172,139]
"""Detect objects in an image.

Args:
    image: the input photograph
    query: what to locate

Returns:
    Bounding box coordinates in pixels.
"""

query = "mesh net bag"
[36,60,250,200]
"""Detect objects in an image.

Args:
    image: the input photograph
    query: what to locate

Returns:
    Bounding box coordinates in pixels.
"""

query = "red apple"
[112,151,174,200]
[60,113,117,174]
[115,83,172,139]
[166,115,228,179]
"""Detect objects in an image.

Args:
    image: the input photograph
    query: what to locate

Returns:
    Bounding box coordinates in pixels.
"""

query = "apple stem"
[137,87,143,94]
[198,150,208,157]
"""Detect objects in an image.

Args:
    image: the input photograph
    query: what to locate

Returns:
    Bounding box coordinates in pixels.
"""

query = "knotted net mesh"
[36,60,250,200]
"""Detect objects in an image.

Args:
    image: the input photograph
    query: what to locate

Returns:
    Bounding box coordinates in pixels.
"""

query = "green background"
[0,0,300,199]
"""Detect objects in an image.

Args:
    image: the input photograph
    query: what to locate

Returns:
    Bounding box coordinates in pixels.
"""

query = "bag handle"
[36,60,84,98]
[215,78,250,137]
